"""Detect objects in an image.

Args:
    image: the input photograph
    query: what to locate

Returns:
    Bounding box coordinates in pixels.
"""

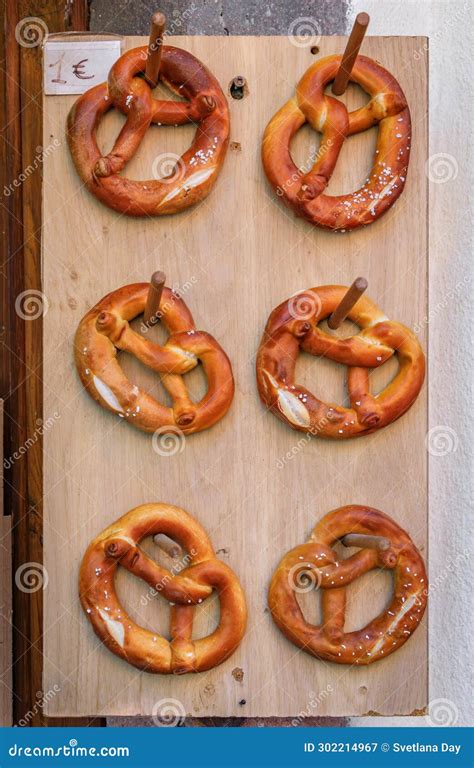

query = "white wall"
[349,0,473,727]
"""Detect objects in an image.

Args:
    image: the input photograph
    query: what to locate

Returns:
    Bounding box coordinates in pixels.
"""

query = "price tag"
[44,40,122,95]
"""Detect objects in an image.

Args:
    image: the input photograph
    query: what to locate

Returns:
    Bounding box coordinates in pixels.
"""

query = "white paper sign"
[44,40,122,95]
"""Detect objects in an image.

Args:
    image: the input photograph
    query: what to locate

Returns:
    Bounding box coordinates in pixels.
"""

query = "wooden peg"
[332,12,370,96]
[154,534,182,560]
[327,277,368,330]
[341,533,390,551]
[144,270,166,326]
[145,11,166,88]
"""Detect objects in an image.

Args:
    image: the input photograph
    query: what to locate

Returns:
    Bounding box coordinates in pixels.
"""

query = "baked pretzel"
[80,503,247,673]
[269,505,427,665]
[67,44,229,216]
[75,282,234,434]
[262,55,411,230]
[256,285,425,438]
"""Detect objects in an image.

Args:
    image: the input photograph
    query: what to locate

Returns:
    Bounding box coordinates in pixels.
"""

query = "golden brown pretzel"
[67,44,229,216]
[256,285,425,438]
[262,55,411,230]
[80,503,247,673]
[269,505,427,665]
[74,282,234,435]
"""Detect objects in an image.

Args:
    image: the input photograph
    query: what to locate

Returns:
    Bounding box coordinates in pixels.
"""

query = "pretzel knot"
[74,282,234,435]
[67,45,229,216]
[262,55,411,230]
[269,506,427,665]
[256,285,425,438]
[80,503,247,673]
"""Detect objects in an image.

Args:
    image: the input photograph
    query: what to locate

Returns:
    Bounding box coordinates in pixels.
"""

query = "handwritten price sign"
[44,41,122,95]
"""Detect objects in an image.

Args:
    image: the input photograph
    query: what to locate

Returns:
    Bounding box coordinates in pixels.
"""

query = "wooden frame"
[0,0,99,726]
[0,400,13,726]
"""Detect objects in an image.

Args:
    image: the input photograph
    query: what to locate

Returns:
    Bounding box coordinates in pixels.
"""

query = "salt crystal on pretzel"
[75,281,234,435]
[256,285,425,438]
[262,55,411,230]
[67,38,229,216]
[269,505,427,664]
[80,503,247,673]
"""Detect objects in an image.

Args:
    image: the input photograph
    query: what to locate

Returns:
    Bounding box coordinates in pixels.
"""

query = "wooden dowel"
[145,11,166,88]
[154,534,182,560]
[144,270,166,326]
[332,12,370,96]
[327,277,368,330]
[341,533,390,551]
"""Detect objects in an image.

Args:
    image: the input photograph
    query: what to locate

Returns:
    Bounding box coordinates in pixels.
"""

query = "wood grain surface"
[1,0,100,726]
[42,35,428,717]
[1,400,13,726]
[0,515,12,727]
[0,514,12,727]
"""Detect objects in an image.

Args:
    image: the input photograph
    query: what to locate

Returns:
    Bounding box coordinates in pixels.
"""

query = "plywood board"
[43,35,428,717]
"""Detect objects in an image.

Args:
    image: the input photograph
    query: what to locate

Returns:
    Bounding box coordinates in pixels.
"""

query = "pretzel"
[269,505,427,665]
[80,503,247,673]
[74,282,234,435]
[256,285,425,438]
[262,55,411,230]
[67,44,229,216]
